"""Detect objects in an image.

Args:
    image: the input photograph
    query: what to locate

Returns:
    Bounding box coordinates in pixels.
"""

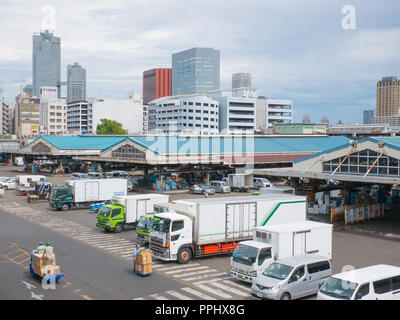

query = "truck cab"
[230,240,274,283]
[149,211,193,263]
[136,214,160,245]
[96,204,125,232]
[49,186,73,210]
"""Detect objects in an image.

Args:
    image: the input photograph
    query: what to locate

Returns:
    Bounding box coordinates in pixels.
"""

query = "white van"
[251,255,332,300]
[15,175,46,187]
[317,264,400,300]
[253,177,272,189]
[210,180,230,193]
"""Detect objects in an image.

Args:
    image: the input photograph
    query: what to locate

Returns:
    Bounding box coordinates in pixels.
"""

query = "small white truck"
[230,221,333,283]
[49,178,127,210]
[149,194,307,264]
[228,174,254,192]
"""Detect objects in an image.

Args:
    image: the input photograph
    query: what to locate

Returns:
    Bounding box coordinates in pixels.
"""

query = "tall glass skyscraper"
[32,30,61,98]
[172,47,220,95]
[67,62,86,103]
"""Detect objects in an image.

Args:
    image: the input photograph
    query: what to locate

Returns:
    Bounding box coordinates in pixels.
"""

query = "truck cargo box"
[72,179,127,202]
[112,194,169,224]
[171,194,306,246]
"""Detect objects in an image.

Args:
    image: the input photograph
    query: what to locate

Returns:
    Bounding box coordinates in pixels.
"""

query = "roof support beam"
[331,149,353,176]
[364,152,384,177]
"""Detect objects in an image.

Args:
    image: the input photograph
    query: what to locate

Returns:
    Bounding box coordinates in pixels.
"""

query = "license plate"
[257,292,263,298]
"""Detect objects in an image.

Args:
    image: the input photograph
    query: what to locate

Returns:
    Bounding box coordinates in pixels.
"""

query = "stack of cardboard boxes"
[134,249,152,275]
[32,252,60,276]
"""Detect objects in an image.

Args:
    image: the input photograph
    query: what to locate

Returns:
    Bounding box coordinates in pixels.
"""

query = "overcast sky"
[0,0,399,123]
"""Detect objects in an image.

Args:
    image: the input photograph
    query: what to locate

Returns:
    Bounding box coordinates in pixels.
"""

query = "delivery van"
[251,254,332,300]
[317,264,400,300]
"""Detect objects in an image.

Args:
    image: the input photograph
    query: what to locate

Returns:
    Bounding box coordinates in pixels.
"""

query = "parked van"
[317,264,400,300]
[251,255,332,300]
[88,172,102,179]
[105,171,129,178]
[210,180,230,193]
[71,172,89,180]
[253,177,272,189]
[14,157,24,166]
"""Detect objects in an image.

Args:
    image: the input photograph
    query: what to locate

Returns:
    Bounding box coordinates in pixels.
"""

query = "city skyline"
[0,1,399,123]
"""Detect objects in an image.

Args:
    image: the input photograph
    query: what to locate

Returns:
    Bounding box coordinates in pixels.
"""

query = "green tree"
[96,119,128,135]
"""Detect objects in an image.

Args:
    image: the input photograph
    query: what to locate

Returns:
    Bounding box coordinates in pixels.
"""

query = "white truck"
[49,178,127,210]
[230,221,333,283]
[16,175,47,195]
[228,174,253,192]
[96,194,170,232]
[149,194,307,264]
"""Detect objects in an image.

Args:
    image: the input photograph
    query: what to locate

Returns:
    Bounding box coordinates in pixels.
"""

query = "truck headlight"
[250,271,257,277]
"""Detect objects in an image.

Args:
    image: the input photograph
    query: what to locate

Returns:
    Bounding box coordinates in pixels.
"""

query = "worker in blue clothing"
[132,245,140,270]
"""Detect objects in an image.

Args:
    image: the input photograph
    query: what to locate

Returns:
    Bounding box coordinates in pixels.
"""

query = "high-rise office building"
[376,77,400,116]
[142,68,171,105]
[0,101,9,135]
[32,30,61,98]
[232,73,252,89]
[363,110,375,124]
[67,62,86,103]
[172,47,220,95]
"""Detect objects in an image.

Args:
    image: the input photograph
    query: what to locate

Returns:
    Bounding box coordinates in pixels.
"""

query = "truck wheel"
[280,293,291,300]
[114,223,123,233]
[61,203,70,211]
[177,247,191,264]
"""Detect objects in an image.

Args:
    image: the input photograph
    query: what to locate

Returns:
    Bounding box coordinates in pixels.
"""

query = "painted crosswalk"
[0,200,254,300]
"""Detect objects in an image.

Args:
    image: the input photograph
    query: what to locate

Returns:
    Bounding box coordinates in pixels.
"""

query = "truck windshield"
[98,207,111,217]
[263,262,293,280]
[232,244,258,265]
[151,218,171,233]
[137,216,152,229]
[319,277,358,300]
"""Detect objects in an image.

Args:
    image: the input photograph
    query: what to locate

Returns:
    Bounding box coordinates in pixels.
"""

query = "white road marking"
[181,272,228,281]
[166,290,194,300]
[195,284,232,299]
[155,263,200,271]
[164,266,209,275]
[222,280,252,293]
[173,269,218,278]
[210,282,249,297]
[181,287,217,300]
[150,294,168,300]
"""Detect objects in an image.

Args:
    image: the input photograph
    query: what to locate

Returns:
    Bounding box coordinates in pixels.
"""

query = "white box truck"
[230,221,333,283]
[16,175,47,195]
[228,174,253,192]
[49,178,127,210]
[149,194,307,264]
[96,194,170,232]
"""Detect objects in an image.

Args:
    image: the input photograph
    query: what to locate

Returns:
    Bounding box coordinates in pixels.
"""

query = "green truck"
[49,179,127,211]
[96,194,169,233]
[136,214,160,245]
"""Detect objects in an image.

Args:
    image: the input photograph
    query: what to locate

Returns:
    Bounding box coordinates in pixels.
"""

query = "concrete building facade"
[142,68,171,105]
[256,98,293,132]
[208,88,257,134]
[376,77,400,117]
[32,30,61,98]
[39,86,58,129]
[232,73,251,89]
[67,101,92,134]
[148,94,219,135]
[92,96,144,135]
[172,47,220,95]
[363,110,375,124]
[46,99,67,135]
[16,91,40,137]
[67,62,86,103]
[0,101,9,135]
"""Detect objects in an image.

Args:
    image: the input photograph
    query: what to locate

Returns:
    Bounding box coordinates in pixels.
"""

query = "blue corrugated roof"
[33,135,350,155]
[293,135,400,164]
[41,136,127,150]
[128,136,349,155]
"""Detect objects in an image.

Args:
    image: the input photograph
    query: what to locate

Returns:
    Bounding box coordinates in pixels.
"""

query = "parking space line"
[166,290,194,300]
[181,287,217,300]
